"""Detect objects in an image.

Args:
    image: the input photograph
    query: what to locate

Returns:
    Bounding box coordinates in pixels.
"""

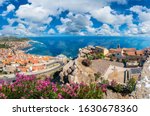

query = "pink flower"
[36,86,42,91]
[101,84,107,93]
[51,83,58,92]
[30,90,33,93]
[57,93,63,99]
[0,85,2,91]
[111,80,117,87]
[0,93,7,99]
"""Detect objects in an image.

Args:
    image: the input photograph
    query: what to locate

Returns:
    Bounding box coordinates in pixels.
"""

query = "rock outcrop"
[60,54,150,99]
[131,57,150,99]
[60,58,96,84]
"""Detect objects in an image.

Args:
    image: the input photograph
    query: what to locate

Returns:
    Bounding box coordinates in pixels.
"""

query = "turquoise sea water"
[24,36,150,58]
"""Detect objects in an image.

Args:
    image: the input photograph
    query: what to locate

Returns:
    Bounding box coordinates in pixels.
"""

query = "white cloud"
[48,29,56,34]
[125,24,139,35]
[7,4,15,12]
[57,12,93,35]
[130,5,150,22]
[28,0,127,14]
[26,0,129,18]
[56,12,122,36]
[0,23,36,36]
[125,21,150,36]
[96,24,120,36]
[130,5,150,13]
[0,0,6,6]
[10,0,133,36]
[0,17,48,36]
[2,0,149,36]
[86,26,96,34]
[2,4,15,16]
[16,4,52,24]
[91,6,133,26]
[14,4,54,36]
[139,21,150,34]
[127,6,150,35]
[28,0,106,14]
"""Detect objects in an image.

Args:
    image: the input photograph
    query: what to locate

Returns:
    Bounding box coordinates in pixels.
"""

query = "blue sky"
[0,0,150,36]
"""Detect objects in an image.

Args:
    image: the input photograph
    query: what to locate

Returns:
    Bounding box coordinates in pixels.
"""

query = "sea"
[24,36,150,58]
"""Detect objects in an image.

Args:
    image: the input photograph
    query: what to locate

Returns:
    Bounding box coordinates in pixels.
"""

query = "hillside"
[0,36,29,42]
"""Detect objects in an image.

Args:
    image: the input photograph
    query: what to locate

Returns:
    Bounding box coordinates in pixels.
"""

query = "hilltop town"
[60,45,150,98]
[60,45,149,83]
[0,37,67,79]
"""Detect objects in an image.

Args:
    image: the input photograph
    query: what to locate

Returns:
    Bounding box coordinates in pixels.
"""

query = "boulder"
[70,65,75,70]
[59,72,64,77]
[68,75,74,82]
[64,71,68,76]
[72,69,78,76]
[67,68,72,74]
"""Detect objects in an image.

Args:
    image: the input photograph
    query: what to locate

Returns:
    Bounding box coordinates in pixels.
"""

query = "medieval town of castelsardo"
[0,0,150,100]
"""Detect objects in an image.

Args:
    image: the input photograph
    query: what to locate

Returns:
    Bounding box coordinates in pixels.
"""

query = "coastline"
[26,36,150,58]
[0,38,67,79]
[0,37,150,99]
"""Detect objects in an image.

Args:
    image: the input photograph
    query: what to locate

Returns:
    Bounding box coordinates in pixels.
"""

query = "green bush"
[113,84,124,93]
[101,80,109,85]
[87,55,95,60]
[108,79,136,94]
[126,78,136,93]
[97,53,105,59]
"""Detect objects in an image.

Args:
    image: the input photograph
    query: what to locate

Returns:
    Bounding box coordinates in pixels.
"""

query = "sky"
[0,0,150,37]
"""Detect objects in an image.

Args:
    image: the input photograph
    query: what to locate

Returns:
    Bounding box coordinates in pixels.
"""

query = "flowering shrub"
[107,79,136,94]
[0,74,104,99]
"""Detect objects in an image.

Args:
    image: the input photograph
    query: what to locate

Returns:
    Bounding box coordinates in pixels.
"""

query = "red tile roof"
[136,50,144,55]
[126,51,136,56]
[123,48,136,52]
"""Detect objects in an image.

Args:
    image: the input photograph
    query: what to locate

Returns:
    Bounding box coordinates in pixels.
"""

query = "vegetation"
[94,72,101,81]
[0,36,29,42]
[87,55,95,60]
[87,53,105,60]
[0,74,105,99]
[0,44,10,49]
[107,78,137,94]
[126,78,136,93]
[82,59,92,67]
[113,84,124,93]
[96,53,105,59]
[122,59,128,64]
[0,74,137,99]
[101,80,109,85]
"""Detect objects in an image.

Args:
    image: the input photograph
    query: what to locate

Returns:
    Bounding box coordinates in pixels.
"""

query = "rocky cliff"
[131,57,150,99]
[59,57,96,84]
